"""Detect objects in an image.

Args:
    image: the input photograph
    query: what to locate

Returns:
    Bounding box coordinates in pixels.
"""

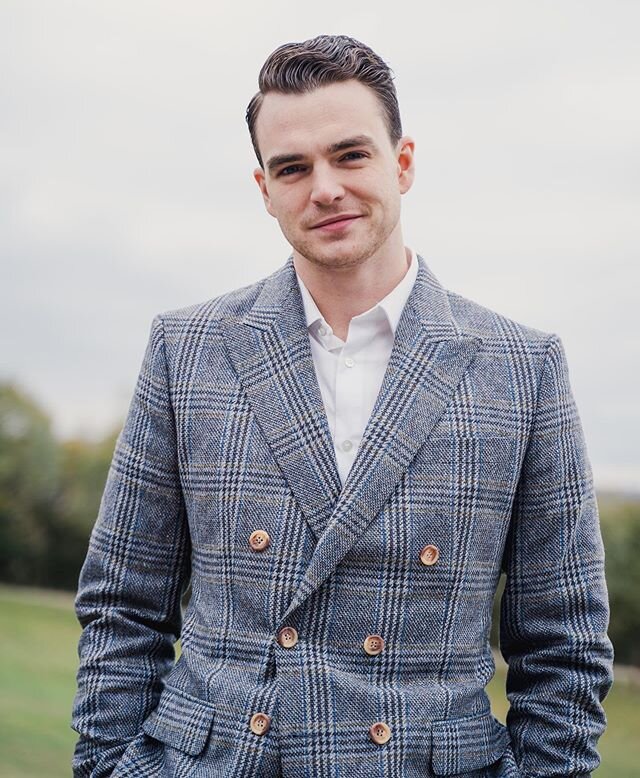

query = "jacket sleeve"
[70,314,192,777]
[499,334,614,777]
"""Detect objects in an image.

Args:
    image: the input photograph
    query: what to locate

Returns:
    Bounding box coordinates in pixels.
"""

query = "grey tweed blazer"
[71,253,614,777]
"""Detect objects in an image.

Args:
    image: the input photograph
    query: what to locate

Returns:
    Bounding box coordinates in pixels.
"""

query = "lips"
[311,214,362,229]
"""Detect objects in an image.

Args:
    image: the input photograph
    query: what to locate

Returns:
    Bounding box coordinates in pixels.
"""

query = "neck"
[293,231,411,341]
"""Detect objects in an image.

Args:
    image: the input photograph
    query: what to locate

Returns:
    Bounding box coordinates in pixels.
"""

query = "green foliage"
[600,499,640,666]
[50,433,119,589]
[0,383,61,584]
[0,381,119,590]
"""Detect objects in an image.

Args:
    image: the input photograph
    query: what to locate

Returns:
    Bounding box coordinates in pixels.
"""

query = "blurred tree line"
[1,380,639,666]
[0,382,118,592]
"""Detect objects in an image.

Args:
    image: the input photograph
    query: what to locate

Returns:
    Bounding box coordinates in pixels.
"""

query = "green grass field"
[0,584,637,777]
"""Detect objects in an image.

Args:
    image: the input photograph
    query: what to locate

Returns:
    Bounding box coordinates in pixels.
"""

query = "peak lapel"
[220,256,341,539]
[281,254,483,621]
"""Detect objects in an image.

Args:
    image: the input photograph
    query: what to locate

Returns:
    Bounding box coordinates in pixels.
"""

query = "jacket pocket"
[431,709,509,775]
[141,684,216,756]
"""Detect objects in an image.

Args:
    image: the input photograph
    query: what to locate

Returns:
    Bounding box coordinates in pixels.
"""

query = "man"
[71,35,613,777]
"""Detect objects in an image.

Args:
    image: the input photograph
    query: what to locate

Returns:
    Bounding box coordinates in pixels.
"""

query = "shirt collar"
[295,247,419,338]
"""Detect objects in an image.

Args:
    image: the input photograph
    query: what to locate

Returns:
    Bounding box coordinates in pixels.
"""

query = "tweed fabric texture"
[71,254,613,777]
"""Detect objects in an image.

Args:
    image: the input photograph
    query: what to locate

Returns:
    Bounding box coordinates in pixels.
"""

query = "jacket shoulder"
[447,289,555,350]
[153,270,276,332]
[158,280,267,325]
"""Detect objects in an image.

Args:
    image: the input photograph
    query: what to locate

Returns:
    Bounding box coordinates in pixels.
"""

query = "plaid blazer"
[71,253,614,777]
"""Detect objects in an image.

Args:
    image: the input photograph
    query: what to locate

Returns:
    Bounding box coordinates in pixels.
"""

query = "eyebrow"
[265,134,378,174]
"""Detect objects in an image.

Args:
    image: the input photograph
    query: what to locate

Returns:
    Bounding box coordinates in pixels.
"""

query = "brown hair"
[246,34,402,168]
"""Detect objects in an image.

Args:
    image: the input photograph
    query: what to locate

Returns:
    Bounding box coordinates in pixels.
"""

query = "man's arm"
[500,334,614,777]
[70,314,191,777]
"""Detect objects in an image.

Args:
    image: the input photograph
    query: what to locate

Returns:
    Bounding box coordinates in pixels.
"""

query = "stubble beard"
[287,210,399,272]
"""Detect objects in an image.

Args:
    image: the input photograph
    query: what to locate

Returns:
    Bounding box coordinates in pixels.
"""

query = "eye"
[278,165,305,177]
[341,151,368,161]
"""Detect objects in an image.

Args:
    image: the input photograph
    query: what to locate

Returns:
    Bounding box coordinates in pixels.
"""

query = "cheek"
[273,189,306,221]
[355,169,397,199]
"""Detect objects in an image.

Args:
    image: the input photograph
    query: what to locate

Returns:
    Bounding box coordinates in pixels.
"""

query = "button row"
[249,712,393,745]
[276,627,387,656]
[247,542,441,746]
[250,531,441,569]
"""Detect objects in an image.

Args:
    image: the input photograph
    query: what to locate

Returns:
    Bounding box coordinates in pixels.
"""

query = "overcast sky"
[1,1,638,492]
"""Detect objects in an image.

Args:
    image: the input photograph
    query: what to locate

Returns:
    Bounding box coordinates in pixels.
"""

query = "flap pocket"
[431,710,509,775]
[141,684,216,756]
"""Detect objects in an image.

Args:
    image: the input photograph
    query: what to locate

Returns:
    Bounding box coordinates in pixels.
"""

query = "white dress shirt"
[295,247,419,488]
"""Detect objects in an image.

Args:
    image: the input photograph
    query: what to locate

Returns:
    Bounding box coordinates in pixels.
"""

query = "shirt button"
[318,325,328,336]
[248,529,270,551]
[363,634,385,656]
[277,626,299,648]
[344,357,355,368]
[249,712,271,735]
[342,440,353,452]
[419,544,440,566]
[369,721,392,744]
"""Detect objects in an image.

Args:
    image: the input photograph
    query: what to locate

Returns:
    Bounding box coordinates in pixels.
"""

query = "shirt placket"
[333,320,366,479]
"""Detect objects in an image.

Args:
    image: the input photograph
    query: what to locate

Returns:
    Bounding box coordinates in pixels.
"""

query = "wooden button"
[363,634,385,656]
[277,626,298,648]
[249,712,271,735]
[249,529,270,551]
[419,544,440,566]
[369,721,391,744]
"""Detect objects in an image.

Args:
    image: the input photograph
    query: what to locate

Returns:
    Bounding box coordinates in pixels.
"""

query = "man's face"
[253,79,415,270]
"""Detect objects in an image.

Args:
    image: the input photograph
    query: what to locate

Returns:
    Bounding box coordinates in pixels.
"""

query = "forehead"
[255,79,390,157]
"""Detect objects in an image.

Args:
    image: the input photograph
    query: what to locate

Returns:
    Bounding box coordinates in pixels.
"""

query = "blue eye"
[277,152,367,177]
[278,165,305,177]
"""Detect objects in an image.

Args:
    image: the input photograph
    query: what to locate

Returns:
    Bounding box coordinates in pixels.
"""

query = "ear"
[253,167,277,218]
[395,136,415,195]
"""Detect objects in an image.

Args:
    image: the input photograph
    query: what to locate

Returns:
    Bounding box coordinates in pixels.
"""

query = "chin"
[287,223,387,268]
[304,247,378,270]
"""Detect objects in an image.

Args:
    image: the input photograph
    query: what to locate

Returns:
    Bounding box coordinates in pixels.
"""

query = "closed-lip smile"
[312,214,362,228]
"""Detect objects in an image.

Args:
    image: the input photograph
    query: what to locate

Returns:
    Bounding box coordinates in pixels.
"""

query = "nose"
[309,163,345,205]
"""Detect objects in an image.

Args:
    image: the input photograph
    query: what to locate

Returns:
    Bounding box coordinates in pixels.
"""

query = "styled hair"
[246,34,402,168]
